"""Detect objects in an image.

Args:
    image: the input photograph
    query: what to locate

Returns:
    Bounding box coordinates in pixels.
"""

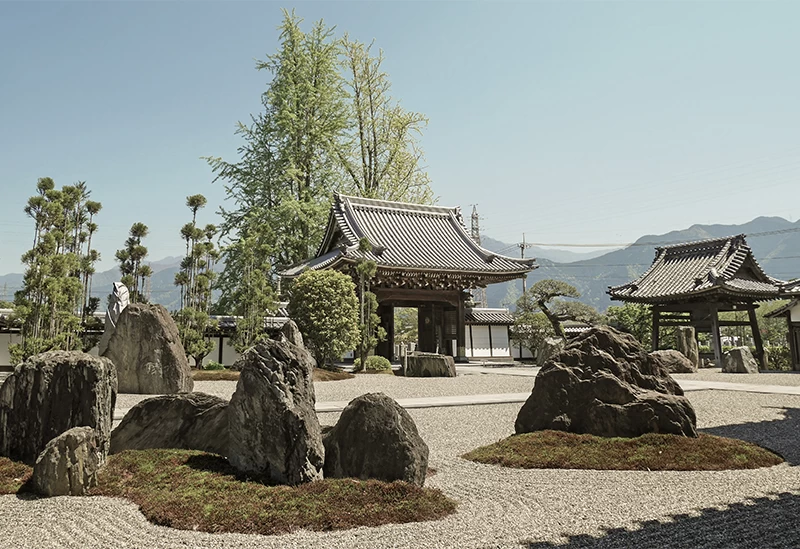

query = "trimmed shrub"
[353,356,392,373]
[204,360,225,371]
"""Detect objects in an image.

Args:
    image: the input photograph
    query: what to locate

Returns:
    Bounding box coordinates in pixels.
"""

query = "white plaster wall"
[0,333,21,366]
[491,325,510,357]
[469,325,492,358]
[791,302,800,323]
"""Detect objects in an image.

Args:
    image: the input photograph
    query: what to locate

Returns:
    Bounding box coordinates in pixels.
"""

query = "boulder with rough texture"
[537,337,565,367]
[0,351,117,465]
[101,303,193,394]
[227,339,323,485]
[111,393,228,455]
[515,326,697,438]
[650,349,697,373]
[33,427,101,497]
[280,319,305,348]
[405,352,456,377]
[323,393,429,486]
[676,326,700,369]
[723,347,759,373]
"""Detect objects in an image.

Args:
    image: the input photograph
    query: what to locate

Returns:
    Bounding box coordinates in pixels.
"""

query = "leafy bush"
[764,346,791,371]
[354,355,392,373]
[204,360,225,371]
[288,270,359,368]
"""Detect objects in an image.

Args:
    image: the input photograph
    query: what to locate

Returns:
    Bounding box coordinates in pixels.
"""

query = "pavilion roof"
[282,194,535,286]
[607,234,785,304]
[465,307,514,325]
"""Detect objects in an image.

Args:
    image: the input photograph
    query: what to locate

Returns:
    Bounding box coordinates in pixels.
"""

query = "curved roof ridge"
[659,233,746,254]
[335,192,455,216]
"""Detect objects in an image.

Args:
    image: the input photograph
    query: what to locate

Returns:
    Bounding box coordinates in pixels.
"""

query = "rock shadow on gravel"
[700,406,800,465]
[525,491,800,549]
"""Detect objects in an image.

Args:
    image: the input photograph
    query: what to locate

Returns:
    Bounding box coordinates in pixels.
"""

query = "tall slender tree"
[116,222,150,303]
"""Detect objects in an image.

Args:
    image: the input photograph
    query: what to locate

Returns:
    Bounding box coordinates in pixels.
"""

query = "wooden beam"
[651,308,660,351]
[456,294,467,362]
[748,307,765,369]
[710,306,723,368]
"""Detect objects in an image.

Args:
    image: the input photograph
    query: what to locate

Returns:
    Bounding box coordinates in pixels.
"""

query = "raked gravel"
[6,379,800,548]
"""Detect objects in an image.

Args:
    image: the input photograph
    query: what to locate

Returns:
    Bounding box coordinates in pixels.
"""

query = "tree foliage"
[355,238,385,367]
[515,279,600,339]
[288,270,359,368]
[173,194,219,367]
[115,222,150,303]
[206,11,435,316]
[338,37,434,203]
[604,302,652,348]
[10,178,102,363]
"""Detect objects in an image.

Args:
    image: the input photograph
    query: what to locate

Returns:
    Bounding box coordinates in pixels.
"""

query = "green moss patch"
[87,449,454,534]
[0,457,32,494]
[462,431,783,471]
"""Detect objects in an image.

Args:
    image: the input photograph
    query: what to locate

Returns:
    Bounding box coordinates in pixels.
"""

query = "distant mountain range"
[482,216,800,312]
[3,216,799,313]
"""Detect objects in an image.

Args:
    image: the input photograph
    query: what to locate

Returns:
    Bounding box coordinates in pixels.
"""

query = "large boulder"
[226,339,323,485]
[537,337,565,367]
[111,393,227,455]
[722,347,759,373]
[650,349,697,374]
[515,326,697,438]
[676,326,700,369]
[101,303,193,394]
[0,351,117,465]
[405,352,456,377]
[33,427,101,497]
[323,393,429,486]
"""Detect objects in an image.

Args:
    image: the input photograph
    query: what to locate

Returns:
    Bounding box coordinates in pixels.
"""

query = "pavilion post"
[456,293,468,363]
[747,306,765,369]
[709,306,723,368]
[651,306,661,351]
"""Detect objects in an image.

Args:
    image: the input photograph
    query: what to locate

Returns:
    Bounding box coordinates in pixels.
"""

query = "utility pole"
[470,205,487,308]
[518,233,534,294]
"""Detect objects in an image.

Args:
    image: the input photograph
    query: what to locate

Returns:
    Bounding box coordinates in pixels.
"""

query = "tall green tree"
[173,194,219,367]
[206,10,347,315]
[338,37,434,204]
[115,222,150,303]
[11,178,101,362]
[354,238,385,369]
[604,302,653,348]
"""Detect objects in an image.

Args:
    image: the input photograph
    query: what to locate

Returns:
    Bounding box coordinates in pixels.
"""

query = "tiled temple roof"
[282,194,535,285]
[608,234,784,303]
[465,308,514,325]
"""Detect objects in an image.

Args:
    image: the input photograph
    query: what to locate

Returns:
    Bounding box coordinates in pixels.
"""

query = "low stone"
[101,303,193,394]
[537,337,565,367]
[111,393,227,455]
[0,351,117,465]
[515,326,697,438]
[280,319,305,348]
[722,347,759,374]
[227,339,323,485]
[405,352,456,377]
[650,349,697,373]
[323,393,429,486]
[676,326,700,369]
[33,427,101,497]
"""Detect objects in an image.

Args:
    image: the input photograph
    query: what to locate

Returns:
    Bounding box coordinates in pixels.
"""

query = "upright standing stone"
[722,347,759,373]
[0,351,117,465]
[280,319,305,348]
[33,427,101,497]
[102,303,193,394]
[676,326,700,369]
[227,339,323,485]
[537,337,565,367]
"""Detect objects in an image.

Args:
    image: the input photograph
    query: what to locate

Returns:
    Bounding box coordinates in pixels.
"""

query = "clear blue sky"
[2,1,799,275]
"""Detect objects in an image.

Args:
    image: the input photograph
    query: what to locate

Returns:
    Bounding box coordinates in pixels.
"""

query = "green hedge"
[353,356,392,373]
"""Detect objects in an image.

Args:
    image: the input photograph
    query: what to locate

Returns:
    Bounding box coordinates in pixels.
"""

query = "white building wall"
[469,326,492,358]
[791,302,800,323]
[490,325,511,357]
[0,333,21,366]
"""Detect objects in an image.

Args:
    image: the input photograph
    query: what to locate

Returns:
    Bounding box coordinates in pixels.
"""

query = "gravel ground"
[672,368,800,387]
[114,374,537,411]
[4,384,800,549]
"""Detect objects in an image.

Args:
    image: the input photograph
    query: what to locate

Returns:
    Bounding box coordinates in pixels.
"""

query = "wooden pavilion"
[766,280,800,370]
[281,193,536,362]
[608,235,784,368]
